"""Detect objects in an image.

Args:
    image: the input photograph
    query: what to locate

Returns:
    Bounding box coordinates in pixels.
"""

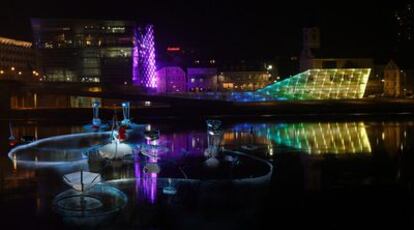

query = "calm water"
[0,119,414,229]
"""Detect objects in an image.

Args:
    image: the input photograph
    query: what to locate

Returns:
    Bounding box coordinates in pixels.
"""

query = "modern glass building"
[257,68,371,100]
[132,25,157,88]
[31,19,157,86]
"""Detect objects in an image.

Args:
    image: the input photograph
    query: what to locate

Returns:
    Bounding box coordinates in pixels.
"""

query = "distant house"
[187,67,218,92]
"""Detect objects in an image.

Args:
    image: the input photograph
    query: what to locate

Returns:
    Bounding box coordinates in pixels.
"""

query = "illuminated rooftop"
[257,68,371,100]
[0,36,32,48]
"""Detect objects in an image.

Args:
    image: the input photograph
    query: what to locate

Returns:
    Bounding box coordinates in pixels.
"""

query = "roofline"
[0,36,32,48]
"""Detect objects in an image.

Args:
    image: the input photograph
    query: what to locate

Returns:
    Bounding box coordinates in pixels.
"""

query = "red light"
[9,140,17,147]
[167,47,180,52]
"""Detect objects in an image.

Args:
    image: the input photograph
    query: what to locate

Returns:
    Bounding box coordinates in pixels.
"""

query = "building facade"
[0,36,38,80]
[383,60,408,97]
[31,18,136,84]
[156,66,186,93]
[187,67,217,92]
[218,71,272,92]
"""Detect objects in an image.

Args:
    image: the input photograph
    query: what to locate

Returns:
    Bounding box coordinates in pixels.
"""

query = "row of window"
[222,83,266,89]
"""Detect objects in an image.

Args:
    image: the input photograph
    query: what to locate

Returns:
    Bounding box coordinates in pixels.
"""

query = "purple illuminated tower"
[132,29,139,84]
[132,25,158,88]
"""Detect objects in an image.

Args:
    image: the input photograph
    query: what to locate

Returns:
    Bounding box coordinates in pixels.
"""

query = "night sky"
[0,0,408,60]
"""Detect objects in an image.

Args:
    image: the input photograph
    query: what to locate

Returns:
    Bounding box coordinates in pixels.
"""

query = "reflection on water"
[1,120,414,228]
[229,122,372,154]
[222,121,412,157]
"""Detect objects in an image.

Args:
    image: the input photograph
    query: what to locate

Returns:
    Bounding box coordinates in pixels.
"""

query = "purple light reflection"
[132,131,209,203]
[134,155,158,204]
[157,132,206,159]
[134,155,141,201]
[150,156,158,203]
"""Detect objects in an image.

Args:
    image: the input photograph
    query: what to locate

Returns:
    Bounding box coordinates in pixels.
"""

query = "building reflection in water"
[134,156,158,204]
[264,122,372,154]
[2,120,414,204]
[134,159,158,204]
[227,122,373,155]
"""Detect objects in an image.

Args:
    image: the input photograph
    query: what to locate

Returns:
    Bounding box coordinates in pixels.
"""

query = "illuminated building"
[218,71,272,92]
[298,27,379,96]
[31,19,136,83]
[133,25,157,88]
[257,68,371,100]
[383,60,403,97]
[187,67,218,92]
[300,27,375,71]
[0,36,37,80]
[156,66,186,93]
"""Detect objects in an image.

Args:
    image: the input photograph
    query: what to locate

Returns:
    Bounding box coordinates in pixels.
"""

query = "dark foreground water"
[1,118,414,229]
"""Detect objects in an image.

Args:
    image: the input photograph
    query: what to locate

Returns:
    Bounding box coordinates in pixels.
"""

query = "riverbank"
[3,98,414,121]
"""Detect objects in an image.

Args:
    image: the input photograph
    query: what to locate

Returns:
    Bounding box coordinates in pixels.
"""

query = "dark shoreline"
[3,99,414,122]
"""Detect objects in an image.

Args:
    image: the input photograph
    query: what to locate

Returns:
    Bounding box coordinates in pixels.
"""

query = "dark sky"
[0,0,408,60]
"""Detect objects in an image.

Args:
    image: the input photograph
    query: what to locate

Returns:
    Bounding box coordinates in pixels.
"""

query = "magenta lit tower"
[132,25,158,88]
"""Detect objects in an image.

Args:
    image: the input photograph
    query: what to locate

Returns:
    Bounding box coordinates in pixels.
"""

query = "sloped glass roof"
[257,68,371,100]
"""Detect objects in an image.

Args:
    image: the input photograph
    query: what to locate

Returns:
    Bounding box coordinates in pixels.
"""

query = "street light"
[267,65,273,71]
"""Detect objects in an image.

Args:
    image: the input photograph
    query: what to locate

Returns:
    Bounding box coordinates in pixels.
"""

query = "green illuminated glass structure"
[254,122,372,154]
[257,68,371,100]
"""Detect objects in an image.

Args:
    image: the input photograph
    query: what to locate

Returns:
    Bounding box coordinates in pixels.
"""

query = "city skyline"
[0,0,410,60]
